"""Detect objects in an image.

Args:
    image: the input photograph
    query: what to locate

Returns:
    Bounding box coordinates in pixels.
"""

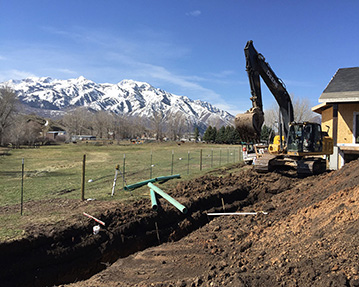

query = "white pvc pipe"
[207,211,268,216]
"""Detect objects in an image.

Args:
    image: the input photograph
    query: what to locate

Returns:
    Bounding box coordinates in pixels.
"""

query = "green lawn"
[0,141,243,206]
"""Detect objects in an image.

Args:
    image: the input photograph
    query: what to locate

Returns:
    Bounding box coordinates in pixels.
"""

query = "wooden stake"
[83,212,106,226]
[111,164,119,197]
[155,221,161,244]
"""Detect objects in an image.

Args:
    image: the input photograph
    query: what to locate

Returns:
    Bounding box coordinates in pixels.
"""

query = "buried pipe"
[150,189,158,211]
[124,174,181,191]
[207,211,268,216]
[147,182,187,214]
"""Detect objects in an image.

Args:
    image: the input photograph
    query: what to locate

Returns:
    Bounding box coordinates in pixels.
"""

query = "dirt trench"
[64,160,359,287]
[0,165,301,287]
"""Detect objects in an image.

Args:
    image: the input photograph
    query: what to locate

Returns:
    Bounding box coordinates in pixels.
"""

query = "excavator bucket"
[234,108,264,142]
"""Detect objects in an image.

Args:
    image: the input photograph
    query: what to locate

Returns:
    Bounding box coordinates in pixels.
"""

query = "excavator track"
[254,154,327,175]
[253,154,277,173]
[297,158,327,175]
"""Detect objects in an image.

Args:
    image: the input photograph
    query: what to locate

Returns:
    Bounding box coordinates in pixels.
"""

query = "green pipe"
[124,174,181,191]
[150,189,158,211]
[147,182,187,214]
[154,174,180,182]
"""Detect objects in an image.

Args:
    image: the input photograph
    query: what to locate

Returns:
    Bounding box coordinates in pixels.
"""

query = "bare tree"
[8,115,42,147]
[23,120,42,146]
[113,114,131,140]
[93,111,113,139]
[61,107,92,136]
[10,116,26,148]
[151,110,165,141]
[166,111,186,141]
[264,95,315,130]
[0,87,18,146]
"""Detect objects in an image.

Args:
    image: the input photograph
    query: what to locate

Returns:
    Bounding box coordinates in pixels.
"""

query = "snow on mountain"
[3,76,234,131]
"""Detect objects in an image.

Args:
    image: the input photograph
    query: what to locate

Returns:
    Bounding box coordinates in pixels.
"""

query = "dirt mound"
[2,160,359,287]
[65,160,359,287]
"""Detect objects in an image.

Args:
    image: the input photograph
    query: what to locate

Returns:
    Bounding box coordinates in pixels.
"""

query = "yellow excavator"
[235,41,333,175]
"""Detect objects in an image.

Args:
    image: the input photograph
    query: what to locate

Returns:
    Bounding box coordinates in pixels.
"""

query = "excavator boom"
[235,40,294,141]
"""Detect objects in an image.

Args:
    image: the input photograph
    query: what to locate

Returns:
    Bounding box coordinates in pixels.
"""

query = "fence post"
[211,148,213,168]
[200,149,203,171]
[21,158,24,215]
[187,150,190,175]
[123,154,126,188]
[81,154,86,201]
[150,150,153,178]
[219,148,222,166]
[171,150,174,175]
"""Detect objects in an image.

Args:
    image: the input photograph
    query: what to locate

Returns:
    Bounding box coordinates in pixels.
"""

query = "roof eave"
[312,102,331,114]
[319,91,359,103]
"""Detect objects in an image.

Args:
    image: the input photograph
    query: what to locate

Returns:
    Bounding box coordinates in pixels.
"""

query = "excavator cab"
[287,122,323,155]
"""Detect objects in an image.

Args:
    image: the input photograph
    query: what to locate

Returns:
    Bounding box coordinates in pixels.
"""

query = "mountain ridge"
[3,76,234,131]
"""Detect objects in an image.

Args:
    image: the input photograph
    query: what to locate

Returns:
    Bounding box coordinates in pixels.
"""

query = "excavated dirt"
[2,160,359,287]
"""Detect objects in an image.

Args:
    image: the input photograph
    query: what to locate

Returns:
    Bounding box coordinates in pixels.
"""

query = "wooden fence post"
[81,154,86,201]
[21,158,24,215]
[123,154,126,185]
[211,148,213,168]
[187,150,190,175]
[150,150,153,178]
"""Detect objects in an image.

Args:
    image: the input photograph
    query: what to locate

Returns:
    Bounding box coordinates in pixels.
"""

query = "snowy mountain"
[3,76,234,131]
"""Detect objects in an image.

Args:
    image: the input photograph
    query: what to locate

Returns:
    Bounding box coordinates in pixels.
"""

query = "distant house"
[71,135,97,142]
[46,131,66,140]
[312,67,359,169]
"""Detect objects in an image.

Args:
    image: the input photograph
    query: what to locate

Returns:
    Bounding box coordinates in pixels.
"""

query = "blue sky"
[1,1,359,116]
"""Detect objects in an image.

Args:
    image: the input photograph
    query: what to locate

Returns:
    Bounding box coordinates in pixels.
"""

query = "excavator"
[235,40,333,175]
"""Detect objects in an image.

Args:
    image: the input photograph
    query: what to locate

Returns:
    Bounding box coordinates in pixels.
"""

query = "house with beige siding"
[312,67,359,169]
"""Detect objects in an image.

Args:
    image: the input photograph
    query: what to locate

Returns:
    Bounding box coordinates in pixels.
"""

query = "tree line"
[0,87,200,147]
[202,124,274,144]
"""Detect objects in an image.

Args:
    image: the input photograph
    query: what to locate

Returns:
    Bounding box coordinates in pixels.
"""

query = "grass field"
[0,141,243,205]
[0,141,244,240]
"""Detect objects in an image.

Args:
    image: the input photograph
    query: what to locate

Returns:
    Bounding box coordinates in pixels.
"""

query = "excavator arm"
[235,40,294,141]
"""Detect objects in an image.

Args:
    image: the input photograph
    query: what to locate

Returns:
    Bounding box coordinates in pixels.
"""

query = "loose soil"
[1,160,359,287]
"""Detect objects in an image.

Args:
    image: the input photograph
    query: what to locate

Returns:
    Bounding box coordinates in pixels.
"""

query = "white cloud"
[0,69,36,82]
[56,68,78,75]
[186,10,201,17]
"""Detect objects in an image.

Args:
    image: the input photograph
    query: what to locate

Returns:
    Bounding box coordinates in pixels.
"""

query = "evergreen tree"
[194,126,200,142]
[203,126,212,143]
[216,126,226,143]
[211,127,217,143]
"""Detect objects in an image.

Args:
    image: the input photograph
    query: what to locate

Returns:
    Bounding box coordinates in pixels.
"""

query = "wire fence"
[0,144,245,211]
[121,147,243,183]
